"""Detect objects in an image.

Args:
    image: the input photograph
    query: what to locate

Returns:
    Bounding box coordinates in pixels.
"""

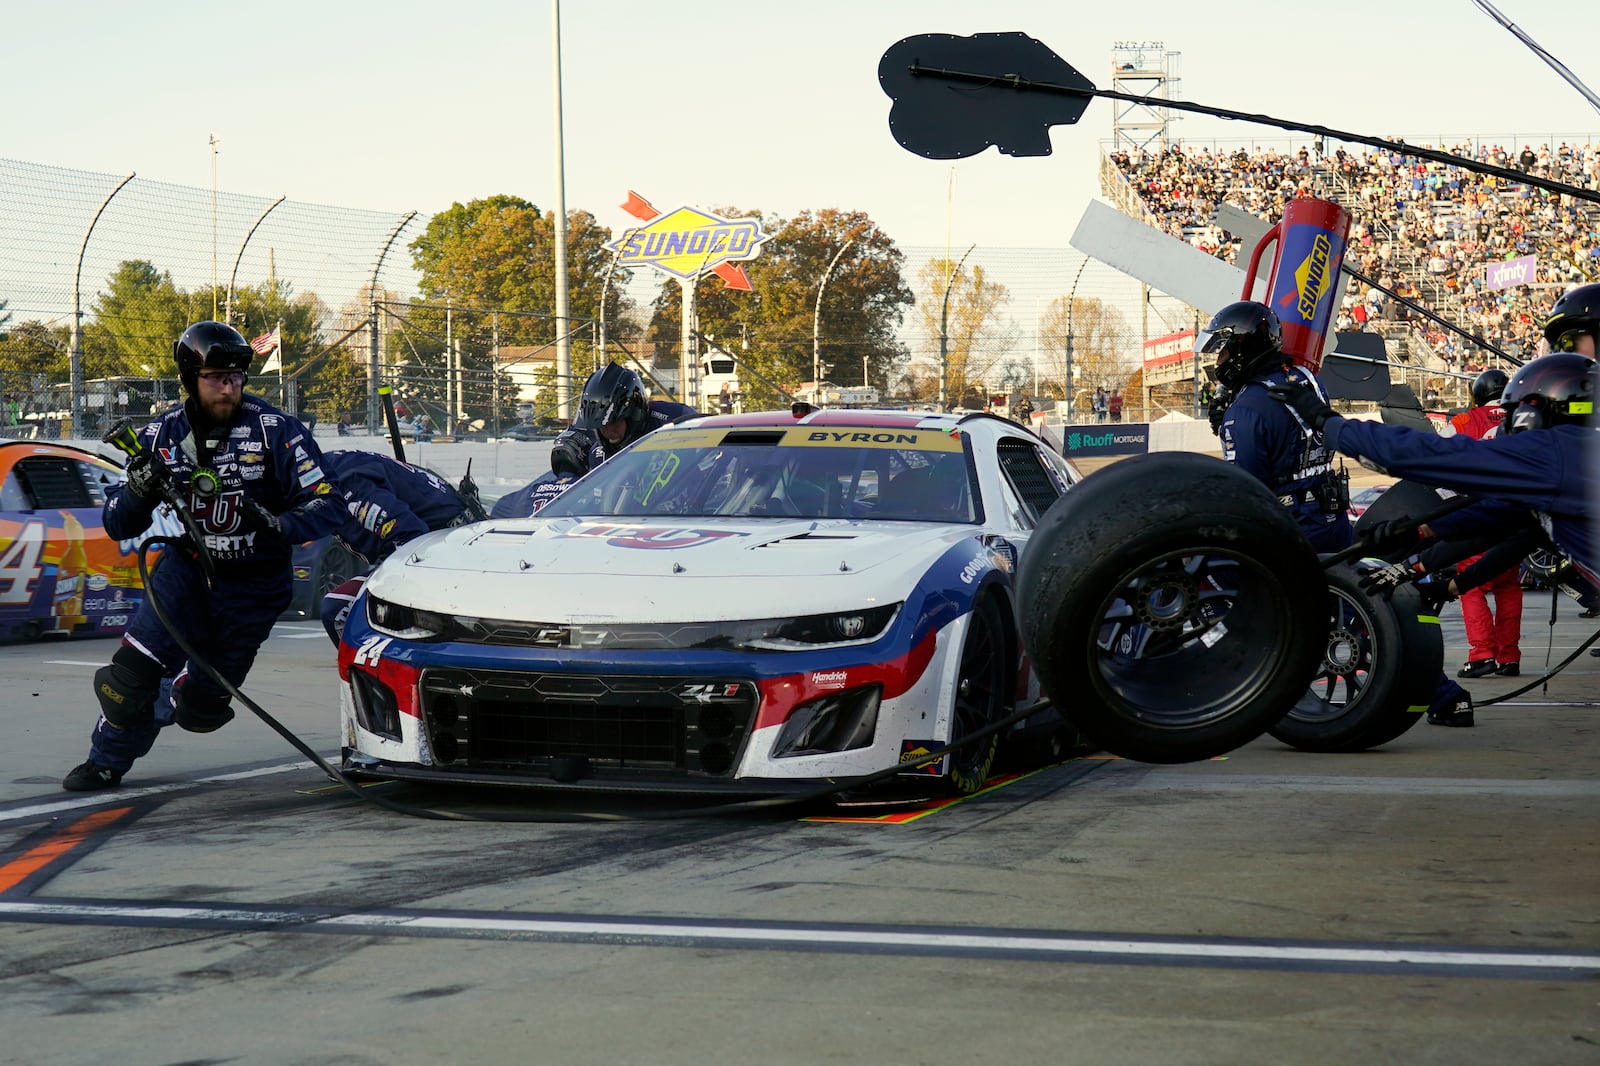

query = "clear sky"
[7,0,1599,256]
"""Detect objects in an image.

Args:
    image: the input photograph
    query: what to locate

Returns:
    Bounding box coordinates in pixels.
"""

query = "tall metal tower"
[1110,42,1181,156]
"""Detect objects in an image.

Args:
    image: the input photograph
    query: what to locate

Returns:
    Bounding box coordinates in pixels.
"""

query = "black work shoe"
[1496,662,1520,677]
[1457,659,1498,679]
[1427,693,1475,728]
[62,760,123,792]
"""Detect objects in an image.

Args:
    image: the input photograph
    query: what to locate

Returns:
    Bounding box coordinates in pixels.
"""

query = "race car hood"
[363,516,980,623]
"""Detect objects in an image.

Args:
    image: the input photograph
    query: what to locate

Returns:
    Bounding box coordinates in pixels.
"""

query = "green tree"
[87,260,191,374]
[645,207,913,409]
[401,196,625,426]
[303,348,368,426]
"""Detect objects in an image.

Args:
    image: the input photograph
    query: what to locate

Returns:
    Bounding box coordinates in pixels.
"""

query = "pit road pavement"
[0,582,1595,1064]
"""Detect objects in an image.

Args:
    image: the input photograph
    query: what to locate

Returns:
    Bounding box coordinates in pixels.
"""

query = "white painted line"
[1,899,1595,975]
[0,760,329,824]
[42,660,106,667]
[1084,773,1600,796]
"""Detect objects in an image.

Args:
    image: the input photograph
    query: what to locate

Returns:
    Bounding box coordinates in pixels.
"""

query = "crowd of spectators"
[1107,139,1600,376]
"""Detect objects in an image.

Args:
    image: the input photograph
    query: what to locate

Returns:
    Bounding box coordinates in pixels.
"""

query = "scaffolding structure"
[1110,42,1181,157]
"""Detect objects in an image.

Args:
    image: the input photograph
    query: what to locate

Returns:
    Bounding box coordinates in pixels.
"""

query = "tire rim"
[1287,587,1376,724]
[1090,548,1299,729]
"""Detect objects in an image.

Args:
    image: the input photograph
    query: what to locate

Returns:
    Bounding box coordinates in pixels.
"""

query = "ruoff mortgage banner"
[1485,255,1537,291]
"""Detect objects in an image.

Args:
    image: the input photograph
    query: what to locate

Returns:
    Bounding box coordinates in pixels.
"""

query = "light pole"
[813,232,863,401]
[1062,256,1090,423]
[938,243,975,411]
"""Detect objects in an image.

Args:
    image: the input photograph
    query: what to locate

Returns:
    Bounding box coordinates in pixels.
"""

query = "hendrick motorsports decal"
[565,524,751,549]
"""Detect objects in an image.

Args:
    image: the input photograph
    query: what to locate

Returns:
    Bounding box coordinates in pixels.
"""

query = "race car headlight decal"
[368,602,903,651]
[736,603,901,651]
[367,596,449,641]
[771,685,881,758]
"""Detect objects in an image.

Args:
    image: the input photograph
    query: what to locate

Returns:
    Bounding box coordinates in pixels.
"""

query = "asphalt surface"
[1,561,1596,1065]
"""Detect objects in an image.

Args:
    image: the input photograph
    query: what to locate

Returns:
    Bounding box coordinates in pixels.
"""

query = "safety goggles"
[1549,328,1595,353]
[197,370,247,387]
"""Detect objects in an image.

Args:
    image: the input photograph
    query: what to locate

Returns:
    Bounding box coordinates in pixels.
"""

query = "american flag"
[250,327,280,355]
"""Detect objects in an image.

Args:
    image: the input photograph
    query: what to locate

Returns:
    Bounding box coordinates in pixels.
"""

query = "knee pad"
[173,683,236,734]
[94,646,163,730]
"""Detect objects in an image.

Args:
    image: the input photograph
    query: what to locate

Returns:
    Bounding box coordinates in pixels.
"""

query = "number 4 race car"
[0,439,159,643]
[337,408,1083,796]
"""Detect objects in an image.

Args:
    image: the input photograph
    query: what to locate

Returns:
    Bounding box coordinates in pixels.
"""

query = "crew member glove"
[239,497,283,538]
[550,429,597,479]
[1357,560,1419,600]
[1266,381,1336,431]
[124,453,168,501]
[1414,572,1455,614]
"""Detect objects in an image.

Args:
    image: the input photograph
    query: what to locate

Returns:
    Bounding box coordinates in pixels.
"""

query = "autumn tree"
[912,257,1017,407]
[1036,295,1137,412]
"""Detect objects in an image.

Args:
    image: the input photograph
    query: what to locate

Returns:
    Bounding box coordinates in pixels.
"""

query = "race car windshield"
[535,426,980,523]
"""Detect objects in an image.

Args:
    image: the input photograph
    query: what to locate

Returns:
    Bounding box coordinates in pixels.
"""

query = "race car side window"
[11,456,104,509]
[996,439,1068,527]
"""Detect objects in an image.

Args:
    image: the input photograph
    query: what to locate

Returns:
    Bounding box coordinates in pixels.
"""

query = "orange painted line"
[0,806,133,894]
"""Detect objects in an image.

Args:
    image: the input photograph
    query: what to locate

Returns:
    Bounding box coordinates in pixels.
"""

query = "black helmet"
[1498,352,1596,433]
[1542,283,1600,351]
[174,321,254,396]
[1470,368,1509,407]
[573,363,649,441]
[1199,301,1285,390]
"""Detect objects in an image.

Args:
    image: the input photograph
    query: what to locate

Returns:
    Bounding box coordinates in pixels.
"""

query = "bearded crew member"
[62,322,345,792]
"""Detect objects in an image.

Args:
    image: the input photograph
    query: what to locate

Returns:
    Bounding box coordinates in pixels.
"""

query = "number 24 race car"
[337,408,1083,797]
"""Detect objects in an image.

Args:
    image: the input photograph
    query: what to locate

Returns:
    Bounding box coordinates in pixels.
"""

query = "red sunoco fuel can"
[1241,197,1351,372]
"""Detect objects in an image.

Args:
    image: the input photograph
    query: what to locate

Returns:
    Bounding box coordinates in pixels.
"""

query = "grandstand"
[1101,135,1600,402]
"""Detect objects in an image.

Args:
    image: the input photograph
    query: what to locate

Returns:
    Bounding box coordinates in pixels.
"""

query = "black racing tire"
[943,595,1010,795]
[1016,453,1328,764]
[1267,564,1441,752]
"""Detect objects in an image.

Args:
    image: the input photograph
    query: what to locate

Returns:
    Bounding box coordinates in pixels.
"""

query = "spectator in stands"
[1092,386,1108,423]
[1108,391,1124,422]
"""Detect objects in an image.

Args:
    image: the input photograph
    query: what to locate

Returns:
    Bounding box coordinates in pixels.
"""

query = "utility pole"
[209,134,221,321]
[938,243,975,412]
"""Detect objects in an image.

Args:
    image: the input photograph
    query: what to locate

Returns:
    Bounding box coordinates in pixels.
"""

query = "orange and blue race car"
[0,439,163,643]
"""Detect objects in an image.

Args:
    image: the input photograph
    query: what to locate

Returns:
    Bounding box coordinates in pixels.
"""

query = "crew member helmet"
[1498,352,1596,433]
[174,321,254,396]
[572,363,650,444]
[1542,282,1600,352]
[1199,301,1286,390]
[1470,368,1509,407]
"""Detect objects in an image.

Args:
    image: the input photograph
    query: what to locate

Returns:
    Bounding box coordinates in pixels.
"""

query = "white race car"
[337,408,1081,795]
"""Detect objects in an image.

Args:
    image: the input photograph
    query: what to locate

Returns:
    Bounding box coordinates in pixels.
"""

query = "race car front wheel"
[944,595,1009,794]
[1017,453,1329,764]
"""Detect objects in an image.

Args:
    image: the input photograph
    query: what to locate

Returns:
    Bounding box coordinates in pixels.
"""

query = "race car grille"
[417,667,757,778]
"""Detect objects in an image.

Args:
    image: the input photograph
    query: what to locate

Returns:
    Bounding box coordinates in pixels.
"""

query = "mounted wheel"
[314,542,361,602]
[1016,453,1328,764]
[1267,563,1441,753]
[943,596,1010,795]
